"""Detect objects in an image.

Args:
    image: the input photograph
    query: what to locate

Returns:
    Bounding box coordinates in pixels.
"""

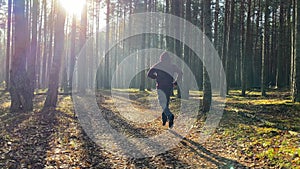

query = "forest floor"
[0,89,300,169]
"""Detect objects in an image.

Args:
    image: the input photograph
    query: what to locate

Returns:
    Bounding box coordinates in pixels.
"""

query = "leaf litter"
[0,90,299,168]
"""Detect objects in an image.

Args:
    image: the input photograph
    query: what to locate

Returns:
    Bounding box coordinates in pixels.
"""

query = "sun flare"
[59,0,85,16]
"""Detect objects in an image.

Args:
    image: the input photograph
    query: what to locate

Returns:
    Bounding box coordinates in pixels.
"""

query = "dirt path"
[0,90,299,168]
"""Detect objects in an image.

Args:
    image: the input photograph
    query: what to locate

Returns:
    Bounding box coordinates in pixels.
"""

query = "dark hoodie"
[147,53,182,89]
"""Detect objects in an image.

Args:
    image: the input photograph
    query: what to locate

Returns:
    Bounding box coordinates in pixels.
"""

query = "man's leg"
[158,88,174,128]
[158,89,169,125]
[164,88,174,128]
[162,112,167,126]
[168,114,174,128]
[165,88,174,128]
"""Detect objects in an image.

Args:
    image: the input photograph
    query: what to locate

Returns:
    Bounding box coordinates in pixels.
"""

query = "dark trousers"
[157,87,174,121]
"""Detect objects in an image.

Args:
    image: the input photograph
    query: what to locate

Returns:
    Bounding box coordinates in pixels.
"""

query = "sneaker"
[162,112,167,126]
[169,114,174,128]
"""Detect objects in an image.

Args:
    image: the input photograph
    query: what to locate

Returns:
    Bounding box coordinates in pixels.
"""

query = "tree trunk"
[46,0,55,88]
[276,0,285,88]
[41,0,48,88]
[220,0,231,96]
[139,0,147,91]
[261,0,270,96]
[291,0,296,89]
[252,0,261,87]
[173,0,182,98]
[202,0,212,113]
[243,0,253,94]
[165,0,174,53]
[95,1,101,89]
[5,0,12,90]
[214,0,220,55]
[68,15,77,92]
[44,0,66,108]
[9,0,33,112]
[226,0,235,90]
[104,0,110,89]
[36,3,43,89]
[78,1,88,93]
[28,0,38,94]
[292,0,300,102]
[239,0,247,96]
[181,0,192,100]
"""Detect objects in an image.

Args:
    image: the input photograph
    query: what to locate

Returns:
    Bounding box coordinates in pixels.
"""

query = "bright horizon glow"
[59,0,85,17]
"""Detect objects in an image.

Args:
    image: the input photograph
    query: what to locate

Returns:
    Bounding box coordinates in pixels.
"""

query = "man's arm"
[173,65,183,83]
[177,69,183,82]
[147,67,157,79]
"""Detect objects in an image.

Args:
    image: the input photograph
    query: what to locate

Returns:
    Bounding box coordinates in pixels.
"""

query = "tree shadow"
[77,92,190,164]
[169,130,248,169]
[96,91,163,137]
[227,101,300,132]
[81,90,246,168]
[129,151,191,168]
[79,127,116,168]
[1,108,57,168]
[0,110,36,168]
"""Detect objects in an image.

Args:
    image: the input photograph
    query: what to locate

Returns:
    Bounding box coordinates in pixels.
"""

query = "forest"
[0,0,300,168]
